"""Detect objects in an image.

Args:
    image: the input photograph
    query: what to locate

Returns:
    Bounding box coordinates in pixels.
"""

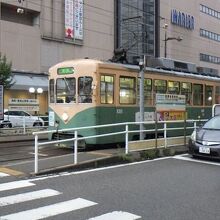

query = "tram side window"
[154,79,167,94]
[181,82,192,105]
[205,85,213,106]
[215,86,220,104]
[193,84,203,106]
[56,78,76,103]
[119,76,136,104]
[168,81,179,94]
[78,77,93,103]
[137,78,152,105]
[49,79,55,103]
[100,75,114,104]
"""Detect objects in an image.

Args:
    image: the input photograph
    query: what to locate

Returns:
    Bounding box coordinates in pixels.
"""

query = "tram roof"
[50,58,220,82]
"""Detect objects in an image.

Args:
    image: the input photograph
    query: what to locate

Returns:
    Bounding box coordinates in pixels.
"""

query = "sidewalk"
[1,141,188,177]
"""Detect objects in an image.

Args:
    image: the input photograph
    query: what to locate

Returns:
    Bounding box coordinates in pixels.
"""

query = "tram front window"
[56,78,76,103]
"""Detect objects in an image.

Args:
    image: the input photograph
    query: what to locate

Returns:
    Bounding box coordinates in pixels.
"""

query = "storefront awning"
[10,73,48,91]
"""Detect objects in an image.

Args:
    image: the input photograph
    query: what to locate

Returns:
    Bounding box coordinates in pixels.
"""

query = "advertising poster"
[65,0,83,40]
[65,0,74,38]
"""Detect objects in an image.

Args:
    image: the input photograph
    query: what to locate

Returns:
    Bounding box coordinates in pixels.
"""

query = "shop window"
[119,76,136,104]
[100,75,114,104]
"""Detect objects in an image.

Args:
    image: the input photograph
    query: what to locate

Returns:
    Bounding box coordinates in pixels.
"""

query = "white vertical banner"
[65,0,74,38]
[74,0,83,40]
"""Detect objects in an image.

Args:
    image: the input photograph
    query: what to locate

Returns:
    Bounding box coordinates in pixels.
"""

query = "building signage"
[74,0,83,40]
[65,0,84,40]
[9,98,39,105]
[8,98,39,112]
[0,85,4,120]
[156,94,186,111]
[171,9,194,30]
[65,0,74,38]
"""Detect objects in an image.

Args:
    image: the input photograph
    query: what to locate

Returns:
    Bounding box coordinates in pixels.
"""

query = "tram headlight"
[62,112,69,122]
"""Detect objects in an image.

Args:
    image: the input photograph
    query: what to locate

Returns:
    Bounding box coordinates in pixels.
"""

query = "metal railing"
[32,119,207,174]
[0,116,48,136]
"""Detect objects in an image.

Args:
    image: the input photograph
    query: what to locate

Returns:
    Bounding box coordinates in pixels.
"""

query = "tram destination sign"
[57,67,74,75]
[156,94,186,111]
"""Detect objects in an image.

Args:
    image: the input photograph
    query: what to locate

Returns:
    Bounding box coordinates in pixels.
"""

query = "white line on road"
[0,180,35,192]
[29,152,48,157]
[32,156,172,182]
[173,154,220,166]
[0,172,9,177]
[88,211,141,220]
[0,198,97,220]
[0,189,61,206]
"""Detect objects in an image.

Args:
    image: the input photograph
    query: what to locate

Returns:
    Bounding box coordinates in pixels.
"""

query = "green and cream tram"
[48,58,220,147]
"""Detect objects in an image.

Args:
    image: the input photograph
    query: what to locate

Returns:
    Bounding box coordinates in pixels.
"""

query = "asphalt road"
[0,155,219,219]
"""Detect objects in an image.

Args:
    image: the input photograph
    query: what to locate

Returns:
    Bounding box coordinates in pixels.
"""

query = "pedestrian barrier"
[33,119,207,174]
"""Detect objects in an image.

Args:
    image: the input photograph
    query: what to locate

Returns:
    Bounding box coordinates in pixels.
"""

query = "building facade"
[0,0,114,114]
[1,0,220,115]
[116,0,220,75]
[160,0,220,73]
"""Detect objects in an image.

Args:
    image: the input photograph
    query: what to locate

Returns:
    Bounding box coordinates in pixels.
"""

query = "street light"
[29,87,43,115]
[164,24,183,58]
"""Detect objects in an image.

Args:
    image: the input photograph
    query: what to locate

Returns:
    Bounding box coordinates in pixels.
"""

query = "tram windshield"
[50,76,93,104]
[56,78,76,103]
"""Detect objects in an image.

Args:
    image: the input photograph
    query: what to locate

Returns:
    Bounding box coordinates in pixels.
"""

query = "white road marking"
[0,189,61,206]
[88,211,141,220]
[32,156,172,182]
[1,198,97,220]
[173,154,220,166]
[0,180,35,192]
[0,172,9,177]
[29,152,48,157]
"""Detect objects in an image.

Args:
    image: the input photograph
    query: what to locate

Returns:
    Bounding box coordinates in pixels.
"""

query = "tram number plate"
[199,147,210,154]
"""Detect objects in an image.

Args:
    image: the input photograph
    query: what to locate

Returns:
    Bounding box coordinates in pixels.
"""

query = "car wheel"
[2,123,12,128]
[33,122,43,127]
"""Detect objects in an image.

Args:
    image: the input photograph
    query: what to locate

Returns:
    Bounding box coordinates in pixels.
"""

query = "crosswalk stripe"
[0,189,61,207]
[0,180,35,192]
[0,167,24,176]
[1,198,97,220]
[88,211,141,220]
[0,172,9,177]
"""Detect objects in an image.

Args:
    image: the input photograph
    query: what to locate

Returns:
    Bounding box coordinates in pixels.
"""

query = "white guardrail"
[32,119,207,174]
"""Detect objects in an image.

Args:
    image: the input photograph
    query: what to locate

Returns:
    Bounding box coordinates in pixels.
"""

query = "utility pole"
[139,55,145,140]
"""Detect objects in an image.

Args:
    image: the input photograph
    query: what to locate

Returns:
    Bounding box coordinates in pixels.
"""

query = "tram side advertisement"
[156,94,186,121]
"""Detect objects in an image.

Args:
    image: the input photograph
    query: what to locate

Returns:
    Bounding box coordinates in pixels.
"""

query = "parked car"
[0,109,44,128]
[188,115,220,159]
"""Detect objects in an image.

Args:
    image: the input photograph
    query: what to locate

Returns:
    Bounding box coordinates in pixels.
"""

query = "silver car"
[188,115,220,159]
[1,110,44,128]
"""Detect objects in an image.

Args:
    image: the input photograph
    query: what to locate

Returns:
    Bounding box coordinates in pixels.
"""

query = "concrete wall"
[0,0,114,73]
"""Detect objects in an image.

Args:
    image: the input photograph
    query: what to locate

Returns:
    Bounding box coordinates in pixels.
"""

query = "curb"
[32,145,189,176]
[32,155,123,176]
